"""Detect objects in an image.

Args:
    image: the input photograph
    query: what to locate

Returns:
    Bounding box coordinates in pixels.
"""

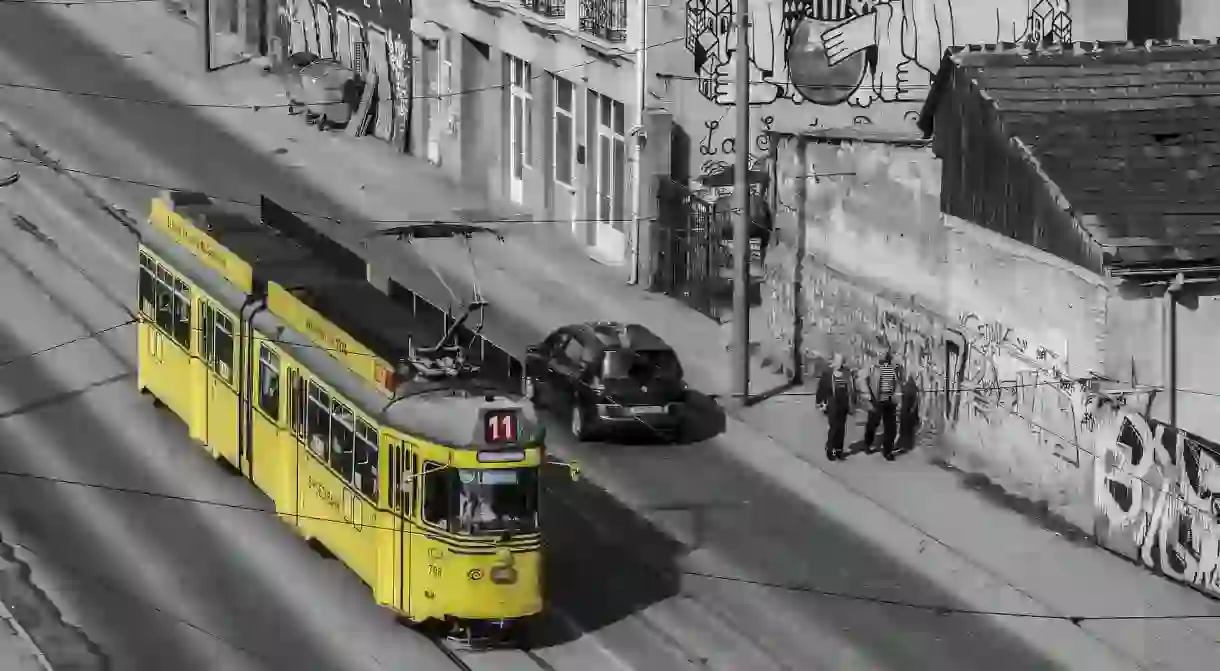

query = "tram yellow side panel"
[409,534,447,622]
[294,453,370,580]
[136,322,195,426]
[189,338,214,453]
[205,371,241,468]
[373,511,410,612]
[249,411,283,502]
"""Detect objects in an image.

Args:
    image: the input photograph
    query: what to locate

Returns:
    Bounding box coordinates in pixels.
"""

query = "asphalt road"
[0,4,1081,670]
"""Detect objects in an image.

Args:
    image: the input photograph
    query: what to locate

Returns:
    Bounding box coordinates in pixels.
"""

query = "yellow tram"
[135,190,546,641]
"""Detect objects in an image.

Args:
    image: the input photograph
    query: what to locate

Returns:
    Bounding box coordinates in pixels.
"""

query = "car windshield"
[602,349,683,384]
[455,467,539,536]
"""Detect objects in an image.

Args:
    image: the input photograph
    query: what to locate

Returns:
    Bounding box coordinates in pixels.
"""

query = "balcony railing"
[521,0,565,18]
[579,0,627,43]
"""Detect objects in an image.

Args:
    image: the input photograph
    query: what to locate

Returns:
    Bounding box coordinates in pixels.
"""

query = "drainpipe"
[1166,272,1183,426]
[627,0,648,285]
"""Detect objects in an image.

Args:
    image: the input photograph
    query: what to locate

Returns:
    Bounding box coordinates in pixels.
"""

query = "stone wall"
[763,136,1111,528]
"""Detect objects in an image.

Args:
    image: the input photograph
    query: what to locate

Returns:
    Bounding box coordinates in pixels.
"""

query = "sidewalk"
[741,382,1220,668]
[0,604,49,671]
[6,3,1220,668]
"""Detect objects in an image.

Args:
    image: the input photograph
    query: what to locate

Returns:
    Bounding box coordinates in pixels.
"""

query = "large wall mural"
[684,0,1073,108]
[1094,400,1220,598]
[280,0,411,144]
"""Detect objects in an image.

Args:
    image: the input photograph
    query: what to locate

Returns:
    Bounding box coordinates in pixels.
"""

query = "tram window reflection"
[307,382,331,459]
[172,279,191,348]
[456,468,539,536]
[154,265,173,333]
[257,346,281,421]
[354,421,378,500]
[330,401,355,481]
[422,460,452,529]
[138,254,156,316]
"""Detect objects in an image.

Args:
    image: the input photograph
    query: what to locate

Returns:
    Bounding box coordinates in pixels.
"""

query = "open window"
[421,460,452,529]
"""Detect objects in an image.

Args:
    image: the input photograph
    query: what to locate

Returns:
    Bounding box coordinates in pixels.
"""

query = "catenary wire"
[9,314,1220,527]
[8,316,1220,400]
[3,288,1220,620]
[0,151,859,227]
[1,462,1218,625]
[0,36,686,112]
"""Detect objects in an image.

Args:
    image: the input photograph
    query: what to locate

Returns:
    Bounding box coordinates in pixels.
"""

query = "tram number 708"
[428,564,442,578]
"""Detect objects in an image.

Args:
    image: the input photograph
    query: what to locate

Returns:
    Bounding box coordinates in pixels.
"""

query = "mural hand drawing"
[686,0,1072,108]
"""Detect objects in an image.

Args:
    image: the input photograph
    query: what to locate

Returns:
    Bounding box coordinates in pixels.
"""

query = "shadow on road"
[531,462,686,648]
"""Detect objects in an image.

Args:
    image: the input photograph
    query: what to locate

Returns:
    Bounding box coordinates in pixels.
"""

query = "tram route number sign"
[484,410,520,445]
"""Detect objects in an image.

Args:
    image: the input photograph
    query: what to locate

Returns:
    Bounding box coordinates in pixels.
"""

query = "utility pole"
[201,0,213,72]
[729,0,751,407]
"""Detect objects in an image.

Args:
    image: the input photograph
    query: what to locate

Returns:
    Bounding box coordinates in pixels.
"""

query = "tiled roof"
[922,39,1220,269]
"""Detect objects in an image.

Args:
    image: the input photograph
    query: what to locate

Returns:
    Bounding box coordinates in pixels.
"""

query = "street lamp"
[0,173,17,188]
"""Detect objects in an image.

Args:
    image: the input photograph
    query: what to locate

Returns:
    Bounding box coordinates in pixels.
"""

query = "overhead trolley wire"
[7,316,1220,524]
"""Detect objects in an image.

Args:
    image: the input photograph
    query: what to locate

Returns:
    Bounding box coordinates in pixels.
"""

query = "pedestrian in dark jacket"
[898,371,921,452]
[863,351,899,460]
[816,354,856,461]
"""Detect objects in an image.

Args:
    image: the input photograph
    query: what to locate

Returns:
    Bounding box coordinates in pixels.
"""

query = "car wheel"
[571,404,591,441]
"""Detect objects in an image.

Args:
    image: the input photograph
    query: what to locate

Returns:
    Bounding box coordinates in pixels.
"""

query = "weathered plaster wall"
[764,136,1110,526]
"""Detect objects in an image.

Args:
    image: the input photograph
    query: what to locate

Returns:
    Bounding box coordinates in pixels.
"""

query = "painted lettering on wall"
[1093,404,1220,597]
[281,0,408,144]
[698,114,775,179]
[685,0,1073,109]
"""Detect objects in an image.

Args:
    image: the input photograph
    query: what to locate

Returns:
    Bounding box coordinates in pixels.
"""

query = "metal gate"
[655,178,730,321]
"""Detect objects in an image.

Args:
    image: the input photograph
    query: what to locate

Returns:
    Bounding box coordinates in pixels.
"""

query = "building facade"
[409,0,651,265]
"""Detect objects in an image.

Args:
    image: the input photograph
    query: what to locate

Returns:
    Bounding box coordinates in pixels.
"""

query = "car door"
[529,330,567,406]
[553,337,587,413]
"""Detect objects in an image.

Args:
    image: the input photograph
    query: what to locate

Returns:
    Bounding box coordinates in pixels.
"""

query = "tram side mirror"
[568,462,581,482]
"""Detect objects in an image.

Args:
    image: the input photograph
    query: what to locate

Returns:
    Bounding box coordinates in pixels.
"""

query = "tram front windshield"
[454,468,539,536]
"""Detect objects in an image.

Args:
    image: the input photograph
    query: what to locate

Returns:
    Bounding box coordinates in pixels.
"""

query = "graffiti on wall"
[281,0,410,143]
[1094,403,1220,597]
[685,0,1073,108]
[698,114,775,178]
[762,254,1090,463]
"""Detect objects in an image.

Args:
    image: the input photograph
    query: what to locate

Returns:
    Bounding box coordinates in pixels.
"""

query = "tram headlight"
[489,565,518,585]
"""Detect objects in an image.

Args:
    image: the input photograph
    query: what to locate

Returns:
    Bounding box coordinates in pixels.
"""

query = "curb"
[0,601,53,671]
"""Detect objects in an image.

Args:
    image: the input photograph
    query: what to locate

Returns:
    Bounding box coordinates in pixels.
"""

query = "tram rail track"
[430,634,560,671]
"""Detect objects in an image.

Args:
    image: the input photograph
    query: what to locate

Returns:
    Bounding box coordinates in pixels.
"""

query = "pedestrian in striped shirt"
[864,350,899,460]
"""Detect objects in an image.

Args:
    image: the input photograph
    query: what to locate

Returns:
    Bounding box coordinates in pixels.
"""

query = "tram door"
[202,302,241,466]
[388,441,413,613]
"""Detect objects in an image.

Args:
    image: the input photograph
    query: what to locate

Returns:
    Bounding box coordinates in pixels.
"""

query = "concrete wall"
[763,134,1110,528]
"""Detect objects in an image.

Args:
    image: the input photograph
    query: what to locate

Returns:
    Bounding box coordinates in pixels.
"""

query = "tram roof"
[141,192,537,449]
[170,197,427,365]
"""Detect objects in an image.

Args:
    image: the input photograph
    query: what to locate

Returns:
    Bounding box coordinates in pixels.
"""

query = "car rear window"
[602,349,683,382]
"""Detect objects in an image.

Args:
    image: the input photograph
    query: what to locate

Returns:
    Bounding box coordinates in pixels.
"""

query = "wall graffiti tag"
[1094,406,1220,597]
[282,0,409,144]
[763,252,1089,465]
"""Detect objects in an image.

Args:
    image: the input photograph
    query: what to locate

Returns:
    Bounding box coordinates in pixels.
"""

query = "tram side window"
[201,302,214,362]
[354,420,378,500]
[154,265,174,333]
[212,310,234,383]
[422,460,451,529]
[330,401,355,482]
[288,370,305,436]
[257,345,280,421]
[172,278,191,349]
[306,381,331,459]
[138,254,156,316]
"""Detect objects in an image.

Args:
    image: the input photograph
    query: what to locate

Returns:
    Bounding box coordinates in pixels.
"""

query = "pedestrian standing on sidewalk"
[863,351,899,460]
[815,353,856,461]
[898,369,921,452]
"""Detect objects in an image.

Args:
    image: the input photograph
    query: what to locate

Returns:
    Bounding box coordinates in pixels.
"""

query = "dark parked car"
[522,322,688,442]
